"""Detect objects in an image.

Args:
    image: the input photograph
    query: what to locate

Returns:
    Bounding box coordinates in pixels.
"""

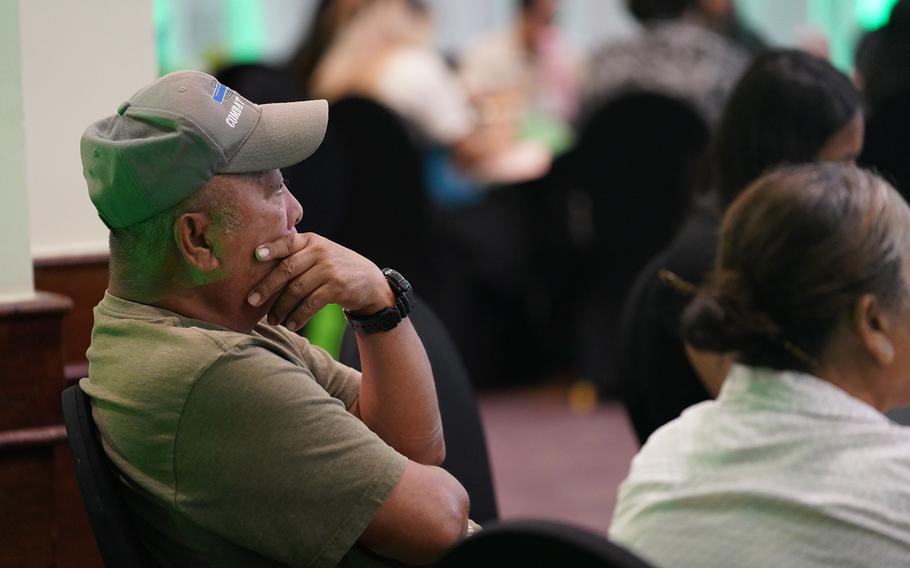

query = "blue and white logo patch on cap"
[212,82,229,104]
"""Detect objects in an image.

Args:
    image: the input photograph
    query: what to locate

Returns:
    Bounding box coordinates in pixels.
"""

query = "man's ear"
[853,294,896,366]
[174,212,221,273]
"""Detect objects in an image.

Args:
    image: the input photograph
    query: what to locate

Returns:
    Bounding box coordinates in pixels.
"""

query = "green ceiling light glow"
[154,0,180,74]
[227,0,265,63]
[856,0,899,29]
[807,0,855,72]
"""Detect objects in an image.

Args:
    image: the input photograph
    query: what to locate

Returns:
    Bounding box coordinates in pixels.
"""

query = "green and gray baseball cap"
[81,70,328,229]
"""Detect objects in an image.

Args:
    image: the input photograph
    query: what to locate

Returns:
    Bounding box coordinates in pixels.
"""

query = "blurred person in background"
[294,0,548,186]
[583,0,750,126]
[856,0,910,198]
[618,49,863,443]
[612,164,910,567]
[459,0,583,156]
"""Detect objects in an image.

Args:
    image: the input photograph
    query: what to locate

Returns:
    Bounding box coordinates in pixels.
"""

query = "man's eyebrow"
[256,171,284,188]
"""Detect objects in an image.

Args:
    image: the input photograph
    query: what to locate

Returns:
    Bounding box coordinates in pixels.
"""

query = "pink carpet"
[477,391,640,534]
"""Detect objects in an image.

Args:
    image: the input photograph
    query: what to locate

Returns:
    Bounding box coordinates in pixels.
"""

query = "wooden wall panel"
[0,448,55,568]
[34,253,109,382]
[0,290,102,568]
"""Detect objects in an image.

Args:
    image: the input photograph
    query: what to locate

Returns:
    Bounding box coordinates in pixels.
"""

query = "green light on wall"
[856,0,899,29]
[807,0,855,72]
[154,0,179,74]
[227,0,265,63]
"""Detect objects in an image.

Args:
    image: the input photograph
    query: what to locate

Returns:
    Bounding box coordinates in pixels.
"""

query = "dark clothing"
[860,89,910,201]
[618,206,720,444]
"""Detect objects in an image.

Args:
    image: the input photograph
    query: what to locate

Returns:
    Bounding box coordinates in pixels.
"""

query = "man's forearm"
[353,319,445,465]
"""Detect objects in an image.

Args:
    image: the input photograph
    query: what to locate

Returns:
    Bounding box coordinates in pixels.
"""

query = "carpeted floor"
[477,386,640,534]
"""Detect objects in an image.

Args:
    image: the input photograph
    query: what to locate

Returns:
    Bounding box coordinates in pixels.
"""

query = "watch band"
[344,268,414,334]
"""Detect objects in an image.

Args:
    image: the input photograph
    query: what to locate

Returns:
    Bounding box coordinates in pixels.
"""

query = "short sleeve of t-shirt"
[266,325,362,408]
[172,343,408,568]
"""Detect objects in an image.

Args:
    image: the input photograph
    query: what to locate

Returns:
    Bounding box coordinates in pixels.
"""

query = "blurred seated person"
[611,163,910,567]
[618,49,863,443]
[856,0,910,197]
[459,0,583,155]
[301,0,551,187]
[583,0,750,126]
[79,70,471,567]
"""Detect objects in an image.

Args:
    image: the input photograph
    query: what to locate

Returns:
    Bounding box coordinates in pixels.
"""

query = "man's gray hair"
[109,179,242,297]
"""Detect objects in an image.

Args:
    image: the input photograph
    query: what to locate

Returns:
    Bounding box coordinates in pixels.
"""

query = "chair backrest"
[573,90,709,282]
[860,88,910,200]
[435,520,657,568]
[559,91,710,394]
[339,297,499,523]
[61,384,149,567]
[291,96,444,310]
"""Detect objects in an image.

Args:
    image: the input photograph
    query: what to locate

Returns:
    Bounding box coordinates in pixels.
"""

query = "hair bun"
[682,269,780,354]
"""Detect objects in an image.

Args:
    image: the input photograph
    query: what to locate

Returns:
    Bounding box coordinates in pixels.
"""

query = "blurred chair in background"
[339,296,499,524]
[856,0,910,199]
[213,62,296,105]
[299,97,442,304]
[853,0,910,116]
[555,91,709,396]
[437,520,656,568]
[860,89,910,198]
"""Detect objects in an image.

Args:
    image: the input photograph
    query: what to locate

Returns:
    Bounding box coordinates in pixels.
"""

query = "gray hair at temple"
[107,177,244,300]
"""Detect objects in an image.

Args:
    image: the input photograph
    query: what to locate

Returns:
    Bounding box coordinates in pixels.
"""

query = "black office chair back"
[62,383,150,567]
[560,91,709,394]
[860,88,910,200]
[291,96,444,311]
[339,298,499,523]
[435,520,656,568]
[572,91,709,274]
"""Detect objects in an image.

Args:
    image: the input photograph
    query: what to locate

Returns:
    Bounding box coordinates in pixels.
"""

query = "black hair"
[708,49,861,208]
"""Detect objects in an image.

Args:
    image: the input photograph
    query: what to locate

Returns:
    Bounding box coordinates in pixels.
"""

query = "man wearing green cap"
[79,70,470,567]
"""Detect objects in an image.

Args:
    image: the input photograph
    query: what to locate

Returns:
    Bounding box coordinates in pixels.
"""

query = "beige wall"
[0,0,34,300]
[18,0,157,259]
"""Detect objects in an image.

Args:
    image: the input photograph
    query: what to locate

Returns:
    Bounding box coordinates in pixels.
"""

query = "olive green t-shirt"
[82,293,408,567]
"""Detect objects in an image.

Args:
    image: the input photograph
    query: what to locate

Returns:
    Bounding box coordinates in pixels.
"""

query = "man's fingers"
[267,267,325,325]
[254,232,312,263]
[284,285,332,332]
[248,249,320,307]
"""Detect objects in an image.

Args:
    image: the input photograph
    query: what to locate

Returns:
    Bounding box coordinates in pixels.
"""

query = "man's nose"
[286,191,303,229]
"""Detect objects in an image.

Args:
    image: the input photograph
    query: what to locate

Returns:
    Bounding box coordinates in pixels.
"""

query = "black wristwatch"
[344,268,415,334]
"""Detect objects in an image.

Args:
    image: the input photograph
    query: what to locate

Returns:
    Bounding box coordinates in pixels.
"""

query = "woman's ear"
[853,294,896,365]
[174,212,222,274]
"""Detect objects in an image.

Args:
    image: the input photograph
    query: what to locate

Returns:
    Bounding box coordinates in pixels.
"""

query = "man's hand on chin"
[245,233,395,332]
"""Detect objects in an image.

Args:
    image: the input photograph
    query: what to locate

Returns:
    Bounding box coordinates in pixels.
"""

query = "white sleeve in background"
[375,47,475,146]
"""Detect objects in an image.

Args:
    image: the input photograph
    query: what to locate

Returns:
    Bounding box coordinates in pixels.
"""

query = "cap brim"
[221,99,328,173]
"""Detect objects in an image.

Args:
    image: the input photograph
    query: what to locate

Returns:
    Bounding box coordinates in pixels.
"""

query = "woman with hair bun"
[610,163,910,567]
